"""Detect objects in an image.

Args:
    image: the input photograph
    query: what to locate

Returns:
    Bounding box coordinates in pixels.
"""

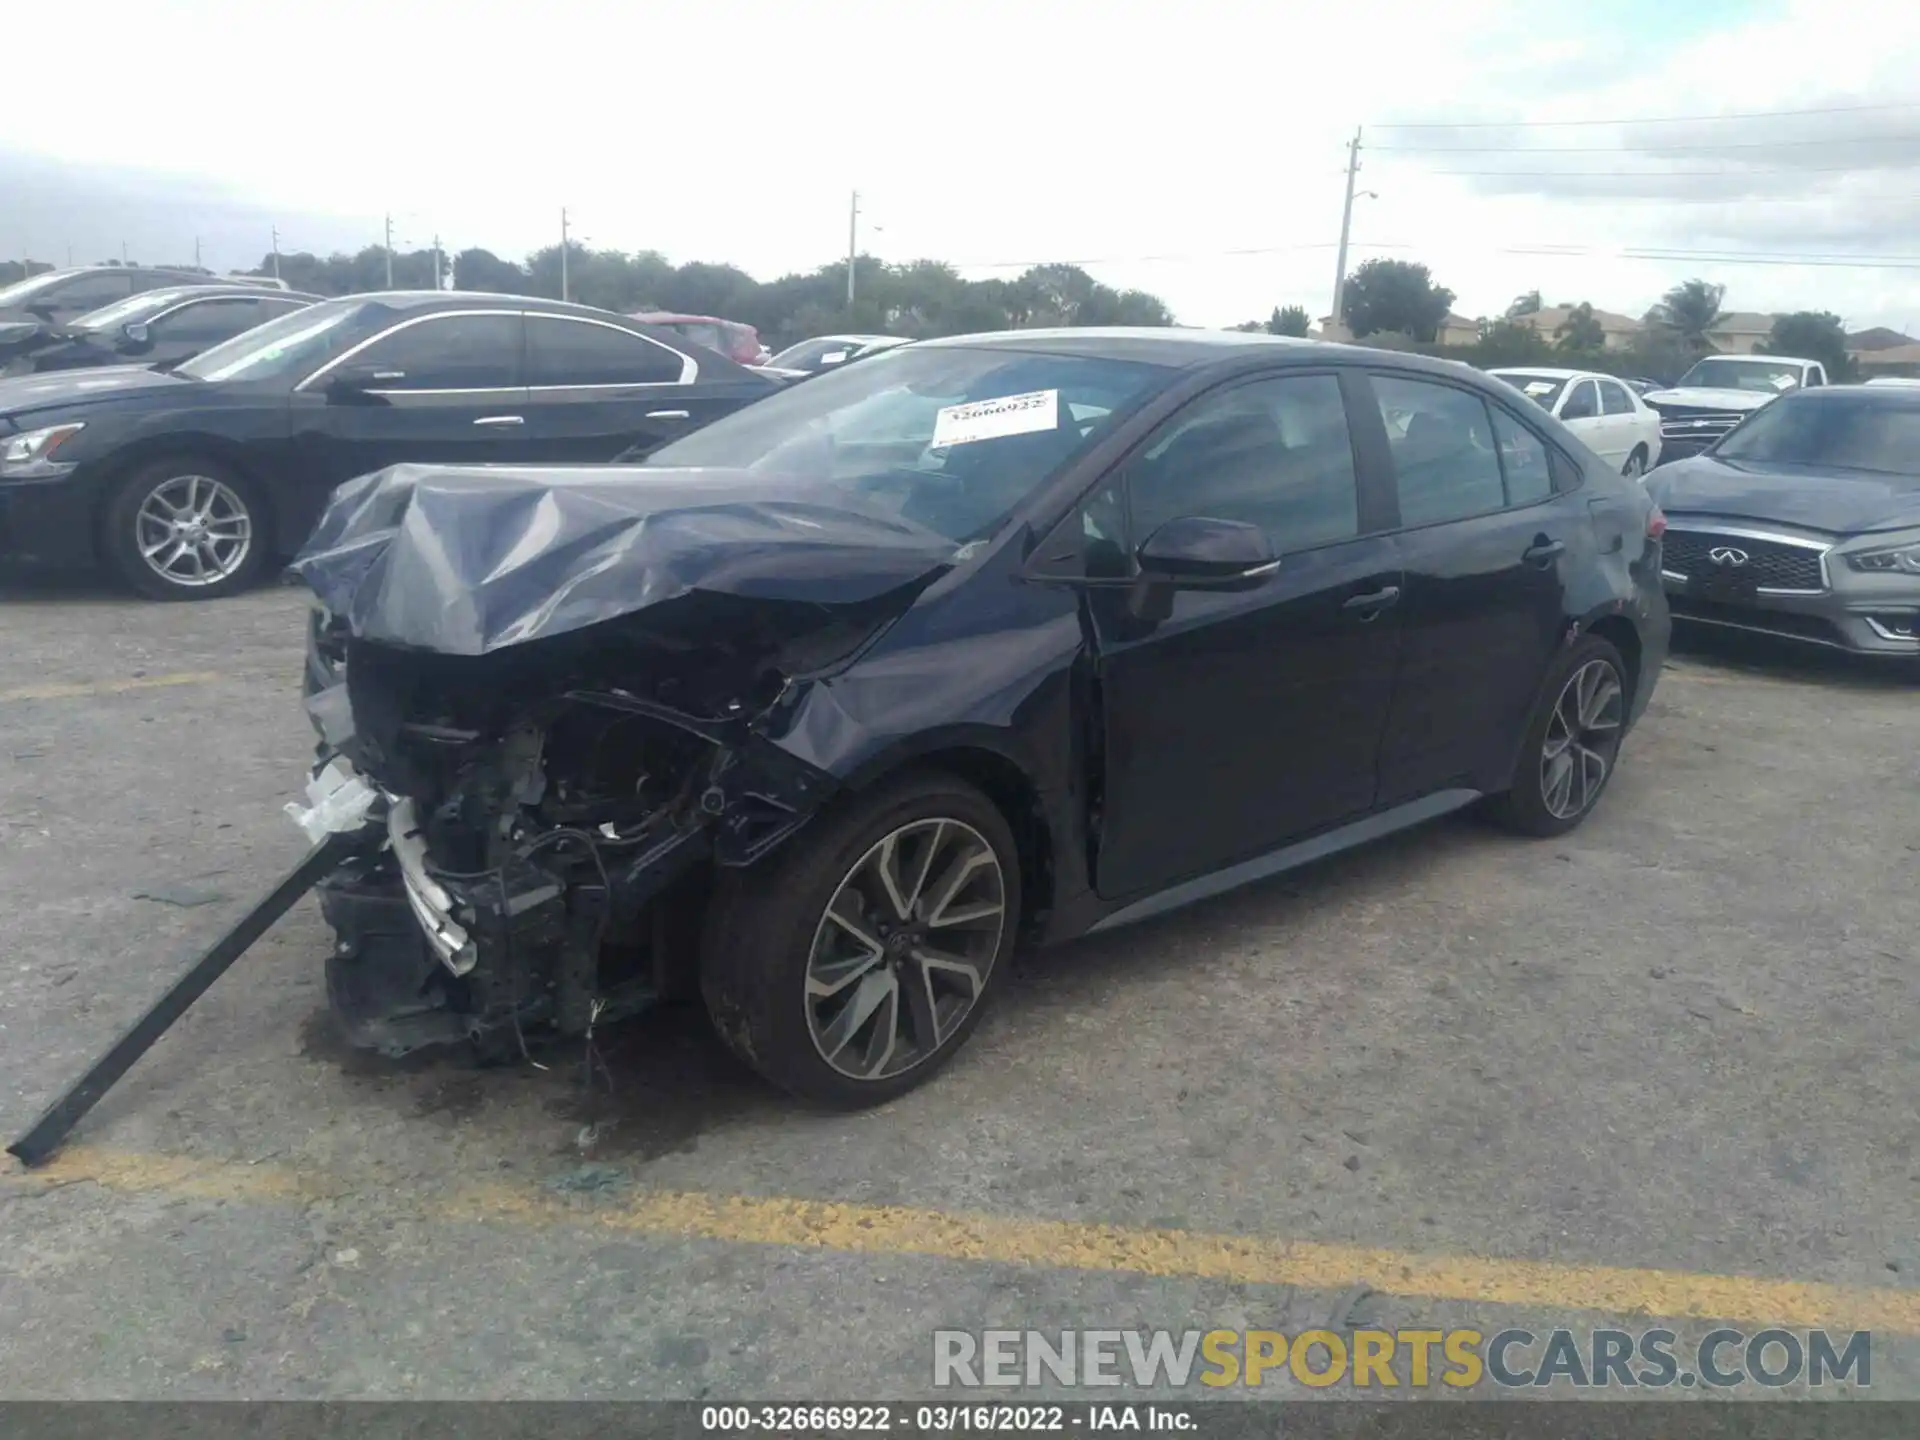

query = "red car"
[629,311,767,367]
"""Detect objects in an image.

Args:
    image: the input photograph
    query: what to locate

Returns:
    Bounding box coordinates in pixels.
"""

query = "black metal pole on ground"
[7,831,365,1168]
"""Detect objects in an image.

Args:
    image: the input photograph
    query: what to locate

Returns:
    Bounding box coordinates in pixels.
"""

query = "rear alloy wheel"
[103,458,269,600]
[701,772,1020,1106]
[1486,635,1629,837]
[1622,449,1648,479]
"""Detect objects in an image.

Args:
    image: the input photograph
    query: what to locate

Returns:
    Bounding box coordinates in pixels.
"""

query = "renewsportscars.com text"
[932,1327,1871,1390]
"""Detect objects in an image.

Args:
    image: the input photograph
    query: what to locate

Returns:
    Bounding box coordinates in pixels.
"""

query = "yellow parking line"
[0,671,226,703]
[15,1146,1920,1333]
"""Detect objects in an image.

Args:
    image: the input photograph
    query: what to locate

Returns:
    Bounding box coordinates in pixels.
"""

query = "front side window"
[1600,380,1635,416]
[526,317,684,385]
[1126,374,1359,553]
[353,313,522,390]
[150,298,266,344]
[1559,380,1600,421]
[43,271,133,311]
[646,344,1168,544]
[1372,374,1506,527]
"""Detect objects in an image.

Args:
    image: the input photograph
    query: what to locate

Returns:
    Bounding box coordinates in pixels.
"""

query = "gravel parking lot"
[1,577,1915,1400]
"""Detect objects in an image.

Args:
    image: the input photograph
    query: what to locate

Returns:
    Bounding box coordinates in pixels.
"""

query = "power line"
[1374,100,1920,130]
[1372,135,1920,154]
[1397,164,1916,177]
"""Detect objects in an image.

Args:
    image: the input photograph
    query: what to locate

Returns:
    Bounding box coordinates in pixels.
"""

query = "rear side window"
[1489,407,1554,505]
[1127,373,1360,553]
[1371,374,1506,527]
[526,316,686,385]
[1600,380,1635,416]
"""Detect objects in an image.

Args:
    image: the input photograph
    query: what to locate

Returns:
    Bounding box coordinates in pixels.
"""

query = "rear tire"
[101,456,269,601]
[1622,447,1648,479]
[700,770,1020,1107]
[1484,634,1630,837]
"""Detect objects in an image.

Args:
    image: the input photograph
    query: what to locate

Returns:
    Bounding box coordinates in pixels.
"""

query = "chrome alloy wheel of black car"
[1540,657,1625,820]
[804,818,1007,1081]
[136,473,253,587]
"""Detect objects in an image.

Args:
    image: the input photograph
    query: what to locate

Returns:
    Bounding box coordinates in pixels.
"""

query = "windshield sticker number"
[1771,373,1799,390]
[931,389,1059,448]
[820,350,848,364]
[1523,381,1556,396]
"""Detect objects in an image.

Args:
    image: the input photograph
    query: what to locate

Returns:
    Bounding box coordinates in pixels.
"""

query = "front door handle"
[645,409,691,420]
[473,415,525,427]
[1524,538,1566,565]
[1343,585,1401,617]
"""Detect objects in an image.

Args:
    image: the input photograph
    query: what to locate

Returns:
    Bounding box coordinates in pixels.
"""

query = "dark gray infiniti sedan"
[1645,384,1920,658]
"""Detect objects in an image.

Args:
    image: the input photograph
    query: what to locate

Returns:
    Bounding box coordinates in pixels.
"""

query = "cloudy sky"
[6,0,1920,331]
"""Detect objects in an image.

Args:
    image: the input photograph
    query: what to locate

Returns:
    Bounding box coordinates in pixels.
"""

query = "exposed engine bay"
[298,592,907,1056]
[282,460,962,1059]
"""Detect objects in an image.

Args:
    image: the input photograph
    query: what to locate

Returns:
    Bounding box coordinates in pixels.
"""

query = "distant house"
[1847,326,1917,353]
[1511,305,1644,351]
[1704,312,1778,355]
[1435,312,1481,346]
[1854,342,1920,378]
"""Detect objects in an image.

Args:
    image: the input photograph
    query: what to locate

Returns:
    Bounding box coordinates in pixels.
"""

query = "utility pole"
[194,236,202,270]
[846,190,859,308]
[270,227,281,282]
[560,207,570,302]
[431,234,443,291]
[384,214,395,288]
[1329,127,1362,340]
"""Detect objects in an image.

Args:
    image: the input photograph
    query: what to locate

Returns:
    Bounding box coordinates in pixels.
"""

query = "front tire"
[700,771,1021,1107]
[101,457,269,600]
[1485,635,1629,837]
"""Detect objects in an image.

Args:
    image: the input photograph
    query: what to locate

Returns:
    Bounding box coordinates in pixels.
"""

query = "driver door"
[1071,371,1404,901]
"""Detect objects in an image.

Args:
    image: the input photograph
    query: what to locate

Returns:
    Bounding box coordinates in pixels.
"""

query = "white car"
[1487,367,1663,477]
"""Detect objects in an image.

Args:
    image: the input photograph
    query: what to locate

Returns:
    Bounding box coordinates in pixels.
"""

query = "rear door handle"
[645,409,691,420]
[1524,539,1566,565]
[473,415,524,427]
[1343,585,1401,617]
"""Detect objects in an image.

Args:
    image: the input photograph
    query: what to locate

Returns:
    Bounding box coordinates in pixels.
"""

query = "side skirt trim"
[1086,788,1482,934]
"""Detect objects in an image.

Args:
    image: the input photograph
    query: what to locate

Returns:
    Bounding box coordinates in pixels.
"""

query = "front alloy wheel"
[1540,657,1624,820]
[805,818,1007,1081]
[136,473,253,589]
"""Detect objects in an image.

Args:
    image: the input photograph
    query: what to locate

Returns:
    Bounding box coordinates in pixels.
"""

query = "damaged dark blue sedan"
[291,329,1670,1106]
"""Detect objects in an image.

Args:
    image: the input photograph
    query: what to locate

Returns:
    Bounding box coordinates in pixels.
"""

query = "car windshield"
[771,338,871,370]
[1715,394,1920,476]
[1677,358,1805,393]
[1492,372,1571,410]
[68,289,199,333]
[644,345,1171,543]
[176,299,377,383]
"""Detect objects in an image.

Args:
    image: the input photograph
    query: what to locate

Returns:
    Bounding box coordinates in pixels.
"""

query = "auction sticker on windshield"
[931,390,1059,448]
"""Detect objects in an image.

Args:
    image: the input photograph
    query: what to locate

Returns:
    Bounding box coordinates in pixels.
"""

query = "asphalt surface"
[0,574,1915,1402]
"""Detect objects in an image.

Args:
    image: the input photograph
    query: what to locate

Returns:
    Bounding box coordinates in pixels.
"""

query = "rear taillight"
[1647,505,1667,540]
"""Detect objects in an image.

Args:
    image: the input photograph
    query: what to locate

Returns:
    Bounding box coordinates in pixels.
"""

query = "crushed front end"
[297,609,850,1057]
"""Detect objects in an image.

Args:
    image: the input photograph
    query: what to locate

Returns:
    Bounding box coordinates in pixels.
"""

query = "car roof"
[123,284,324,306]
[1776,383,1920,406]
[1487,366,1603,381]
[631,311,742,326]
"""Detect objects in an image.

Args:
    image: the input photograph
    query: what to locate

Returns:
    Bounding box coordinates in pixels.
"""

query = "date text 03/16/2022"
[701,1404,1193,1431]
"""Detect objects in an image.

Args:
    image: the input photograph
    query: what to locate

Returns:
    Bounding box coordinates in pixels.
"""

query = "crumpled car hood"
[291,463,961,656]
[1647,454,1920,534]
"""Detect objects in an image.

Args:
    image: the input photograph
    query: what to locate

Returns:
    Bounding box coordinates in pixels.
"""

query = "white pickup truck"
[1642,354,1827,464]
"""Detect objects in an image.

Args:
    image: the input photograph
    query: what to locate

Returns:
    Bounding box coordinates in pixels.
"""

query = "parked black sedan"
[0,292,779,599]
[1646,383,1920,657]
[293,330,1669,1101]
[0,284,322,377]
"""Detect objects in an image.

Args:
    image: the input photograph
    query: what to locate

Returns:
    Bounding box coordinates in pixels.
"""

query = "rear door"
[1076,369,1405,899]
[519,313,750,461]
[289,309,530,490]
[1363,370,1593,806]
[1595,377,1647,470]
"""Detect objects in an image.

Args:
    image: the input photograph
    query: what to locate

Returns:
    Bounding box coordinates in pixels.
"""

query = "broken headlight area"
[298,595,881,1059]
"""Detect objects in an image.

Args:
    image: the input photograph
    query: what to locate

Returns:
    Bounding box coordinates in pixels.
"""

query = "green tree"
[1468,318,1554,367]
[1269,304,1311,337]
[453,248,529,292]
[1651,279,1727,351]
[1341,259,1456,342]
[1555,301,1606,353]
[1505,290,1543,319]
[1760,310,1857,382]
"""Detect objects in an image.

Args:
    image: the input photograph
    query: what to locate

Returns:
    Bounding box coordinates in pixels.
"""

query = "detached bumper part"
[388,797,479,975]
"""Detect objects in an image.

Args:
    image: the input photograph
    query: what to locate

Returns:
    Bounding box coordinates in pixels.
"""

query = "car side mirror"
[325,365,401,401]
[117,321,152,353]
[1135,516,1278,586]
